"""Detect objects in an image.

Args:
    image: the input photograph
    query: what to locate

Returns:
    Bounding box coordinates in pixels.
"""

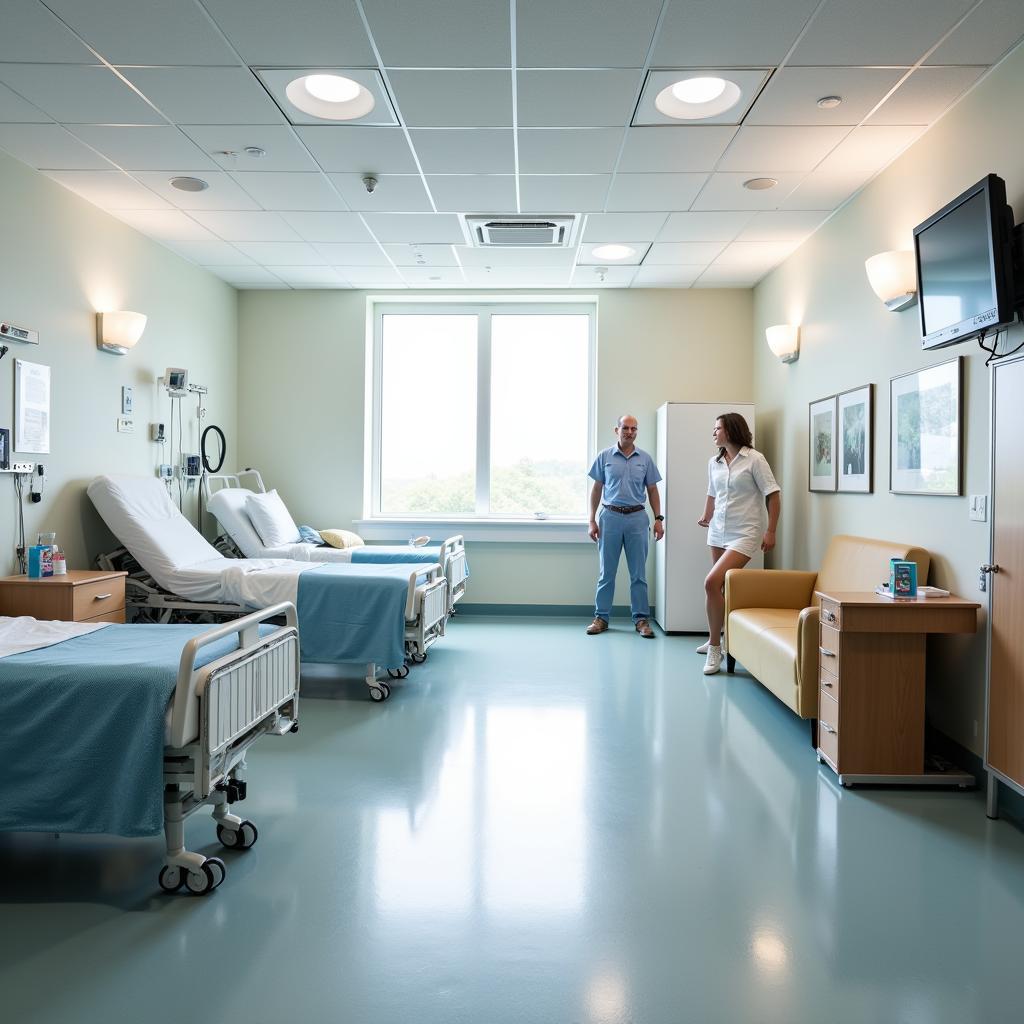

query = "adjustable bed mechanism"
[159,602,300,895]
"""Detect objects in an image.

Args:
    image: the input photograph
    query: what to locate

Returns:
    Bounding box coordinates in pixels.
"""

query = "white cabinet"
[654,402,760,633]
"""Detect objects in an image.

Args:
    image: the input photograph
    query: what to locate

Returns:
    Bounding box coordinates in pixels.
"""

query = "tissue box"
[889,559,918,598]
[27,545,54,579]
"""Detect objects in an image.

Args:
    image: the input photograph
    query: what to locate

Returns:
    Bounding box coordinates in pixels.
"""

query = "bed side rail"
[440,535,469,604]
[202,473,241,501]
[405,563,444,621]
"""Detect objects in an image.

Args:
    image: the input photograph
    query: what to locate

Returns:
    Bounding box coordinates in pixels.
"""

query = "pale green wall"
[237,287,753,605]
[0,149,238,575]
[753,42,1024,753]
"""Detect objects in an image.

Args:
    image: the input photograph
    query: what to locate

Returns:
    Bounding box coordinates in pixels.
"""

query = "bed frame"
[159,602,300,896]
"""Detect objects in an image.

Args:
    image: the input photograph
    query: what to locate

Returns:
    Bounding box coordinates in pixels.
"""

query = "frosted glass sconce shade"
[765,323,800,363]
[97,311,147,355]
[865,250,917,311]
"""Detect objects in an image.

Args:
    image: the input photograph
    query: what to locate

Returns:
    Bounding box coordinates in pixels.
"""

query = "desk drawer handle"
[93,593,113,601]
[822,679,833,688]
[823,610,837,623]
[819,646,836,658]
[821,722,837,735]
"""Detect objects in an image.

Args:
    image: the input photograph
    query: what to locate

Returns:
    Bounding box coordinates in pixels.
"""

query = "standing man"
[586,413,664,638]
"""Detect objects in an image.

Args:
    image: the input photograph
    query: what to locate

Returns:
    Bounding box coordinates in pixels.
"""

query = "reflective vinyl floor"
[3,616,1024,1024]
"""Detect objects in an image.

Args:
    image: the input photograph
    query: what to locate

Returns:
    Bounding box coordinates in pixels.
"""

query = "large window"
[371,302,595,520]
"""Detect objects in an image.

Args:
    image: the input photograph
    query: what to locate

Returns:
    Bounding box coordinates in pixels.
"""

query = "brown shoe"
[635,618,655,639]
[586,617,608,635]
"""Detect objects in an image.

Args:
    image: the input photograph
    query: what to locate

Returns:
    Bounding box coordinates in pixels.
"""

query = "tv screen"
[913,174,1016,350]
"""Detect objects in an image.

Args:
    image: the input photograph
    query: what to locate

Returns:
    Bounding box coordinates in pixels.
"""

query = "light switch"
[122,385,133,415]
[969,494,988,522]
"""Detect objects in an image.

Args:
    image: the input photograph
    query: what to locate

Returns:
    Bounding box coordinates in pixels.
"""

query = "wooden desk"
[0,569,127,623]
[815,590,980,787]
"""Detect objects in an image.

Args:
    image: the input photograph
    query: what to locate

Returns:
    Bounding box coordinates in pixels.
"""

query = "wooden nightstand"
[0,569,128,623]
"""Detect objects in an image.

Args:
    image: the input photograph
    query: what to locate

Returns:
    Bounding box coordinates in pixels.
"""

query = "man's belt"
[603,503,645,514]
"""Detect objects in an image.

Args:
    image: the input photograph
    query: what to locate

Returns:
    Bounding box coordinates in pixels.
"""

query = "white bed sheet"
[0,615,110,659]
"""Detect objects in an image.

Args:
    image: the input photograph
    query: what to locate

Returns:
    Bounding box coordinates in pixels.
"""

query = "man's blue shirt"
[588,445,662,507]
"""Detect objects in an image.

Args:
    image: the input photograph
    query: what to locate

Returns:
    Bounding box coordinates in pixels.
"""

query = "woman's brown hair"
[715,412,754,462]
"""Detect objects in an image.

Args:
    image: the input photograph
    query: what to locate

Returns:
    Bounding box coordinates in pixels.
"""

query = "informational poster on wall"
[15,359,50,454]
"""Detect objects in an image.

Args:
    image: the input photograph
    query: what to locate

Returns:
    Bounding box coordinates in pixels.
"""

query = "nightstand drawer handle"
[93,593,113,601]
[821,722,837,735]
[823,610,837,623]
[822,679,833,688]
[819,646,836,658]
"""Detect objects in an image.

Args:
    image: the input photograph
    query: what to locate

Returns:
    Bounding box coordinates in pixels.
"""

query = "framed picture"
[808,395,837,492]
[837,384,873,493]
[889,356,963,496]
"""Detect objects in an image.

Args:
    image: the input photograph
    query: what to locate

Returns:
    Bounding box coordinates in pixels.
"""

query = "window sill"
[355,518,592,544]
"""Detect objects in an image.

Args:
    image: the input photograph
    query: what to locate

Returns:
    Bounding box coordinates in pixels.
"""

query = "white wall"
[0,150,238,575]
[237,287,754,606]
[752,41,1024,753]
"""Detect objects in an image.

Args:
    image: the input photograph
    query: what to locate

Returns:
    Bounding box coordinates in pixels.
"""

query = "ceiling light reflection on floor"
[751,926,790,973]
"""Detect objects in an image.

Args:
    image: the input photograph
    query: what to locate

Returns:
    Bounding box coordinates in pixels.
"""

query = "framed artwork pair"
[808,384,873,493]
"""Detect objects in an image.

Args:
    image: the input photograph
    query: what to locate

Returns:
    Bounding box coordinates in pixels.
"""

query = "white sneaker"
[703,645,723,675]
[696,639,725,655]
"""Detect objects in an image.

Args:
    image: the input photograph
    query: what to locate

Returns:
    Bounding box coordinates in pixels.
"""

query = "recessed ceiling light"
[592,244,637,261]
[170,176,209,192]
[816,95,843,109]
[742,177,778,191]
[285,73,375,121]
[243,146,266,158]
[655,75,742,120]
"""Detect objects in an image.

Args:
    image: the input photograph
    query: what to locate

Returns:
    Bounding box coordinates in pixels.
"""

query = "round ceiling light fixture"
[742,176,778,191]
[816,95,843,109]
[170,176,209,192]
[592,244,637,261]
[286,73,375,121]
[655,75,742,120]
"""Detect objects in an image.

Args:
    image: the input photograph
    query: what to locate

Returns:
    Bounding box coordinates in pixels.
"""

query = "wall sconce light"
[765,323,800,364]
[864,250,917,311]
[96,311,147,355]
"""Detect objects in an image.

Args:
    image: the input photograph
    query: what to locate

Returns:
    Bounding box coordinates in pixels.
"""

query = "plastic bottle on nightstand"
[52,544,66,575]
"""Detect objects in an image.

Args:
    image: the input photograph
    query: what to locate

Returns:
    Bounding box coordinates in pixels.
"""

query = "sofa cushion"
[728,608,800,714]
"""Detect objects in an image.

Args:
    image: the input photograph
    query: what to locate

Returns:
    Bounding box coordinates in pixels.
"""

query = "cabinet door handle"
[823,610,837,623]
[819,646,836,658]
[93,593,113,600]
[822,679,833,688]
[821,722,837,735]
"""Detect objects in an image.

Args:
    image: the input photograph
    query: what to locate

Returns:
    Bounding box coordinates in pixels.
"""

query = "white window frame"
[359,296,597,543]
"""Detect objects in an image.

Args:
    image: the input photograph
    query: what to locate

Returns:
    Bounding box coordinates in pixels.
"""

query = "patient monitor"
[163,368,188,397]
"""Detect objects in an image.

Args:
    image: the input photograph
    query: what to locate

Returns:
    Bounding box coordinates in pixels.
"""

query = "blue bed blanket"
[297,562,428,668]
[0,624,257,838]
[350,545,442,565]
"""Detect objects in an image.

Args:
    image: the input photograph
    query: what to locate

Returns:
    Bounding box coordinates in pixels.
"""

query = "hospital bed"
[204,469,469,612]
[0,605,300,896]
[89,475,448,701]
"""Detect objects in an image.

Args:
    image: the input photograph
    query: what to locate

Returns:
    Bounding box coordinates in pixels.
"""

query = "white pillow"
[244,489,301,548]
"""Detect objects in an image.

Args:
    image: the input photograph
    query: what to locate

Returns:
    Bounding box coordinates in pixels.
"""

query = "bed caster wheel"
[218,820,258,849]
[158,865,183,893]
[186,857,225,895]
[370,684,390,702]
[387,668,399,680]
[412,652,426,664]
[398,665,409,679]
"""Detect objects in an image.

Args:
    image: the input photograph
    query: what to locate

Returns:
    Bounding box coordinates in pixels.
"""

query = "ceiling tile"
[266,266,348,286]
[364,0,510,67]
[297,127,417,173]
[690,172,804,211]
[109,209,215,241]
[632,266,703,287]
[713,239,801,269]
[517,70,643,128]
[694,266,763,287]
[0,1,97,62]
[0,82,53,123]
[927,0,1024,65]
[867,66,986,125]
[606,173,707,212]
[340,267,407,287]
[362,213,466,243]
[311,243,391,266]
[68,126,218,171]
[519,175,610,212]
[208,266,289,288]
[427,175,517,213]
[399,267,468,287]
[43,169,170,209]
[162,239,255,265]
[518,129,624,174]
[578,242,650,266]
[455,247,577,269]
[618,127,736,172]
[234,241,325,265]
[582,213,668,242]
[735,210,830,241]
[570,265,635,287]
[328,173,431,212]
[718,125,850,172]
[0,124,112,170]
[656,211,752,241]
[645,241,727,264]
[517,0,663,67]
[230,171,348,211]
[44,0,240,65]
[653,0,821,65]
[746,67,908,127]
[383,244,458,267]
[190,210,303,241]
[280,212,376,243]
[388,71,512,128]
[790,0,976,66]
[0,64,163,124]
[121,68,284,126]
[200,0,375,65]
[409,129,514,174]
[182,126,320,173]
[464,267,572,288]
[132,171,261,210]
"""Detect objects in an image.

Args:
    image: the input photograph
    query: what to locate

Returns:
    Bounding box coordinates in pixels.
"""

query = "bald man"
[586,413,664,638]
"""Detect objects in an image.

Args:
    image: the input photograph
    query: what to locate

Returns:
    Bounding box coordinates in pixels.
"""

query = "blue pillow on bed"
[298,525,325,546]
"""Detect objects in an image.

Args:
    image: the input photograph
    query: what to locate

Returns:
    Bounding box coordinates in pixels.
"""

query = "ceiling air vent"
[466,216,577,247]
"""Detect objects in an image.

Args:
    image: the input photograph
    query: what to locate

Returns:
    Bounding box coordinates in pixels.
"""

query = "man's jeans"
[594,509,650,622]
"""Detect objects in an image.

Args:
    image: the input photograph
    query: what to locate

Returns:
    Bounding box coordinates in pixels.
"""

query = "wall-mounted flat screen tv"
[913,173,1017,350]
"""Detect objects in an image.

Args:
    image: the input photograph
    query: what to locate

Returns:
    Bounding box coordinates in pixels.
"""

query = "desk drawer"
[819,622,841,671]
[819,597,841,629]
[818,689,840,767]
[80,608,126,624]
[72,578,125,620]
[819,662,840,699]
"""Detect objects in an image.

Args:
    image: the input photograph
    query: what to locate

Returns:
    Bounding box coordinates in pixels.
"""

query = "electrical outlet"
[116,417,134,433]
[0,461,34,474]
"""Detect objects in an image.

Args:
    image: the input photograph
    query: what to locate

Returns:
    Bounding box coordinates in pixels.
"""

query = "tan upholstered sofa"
[724,535,930,720]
